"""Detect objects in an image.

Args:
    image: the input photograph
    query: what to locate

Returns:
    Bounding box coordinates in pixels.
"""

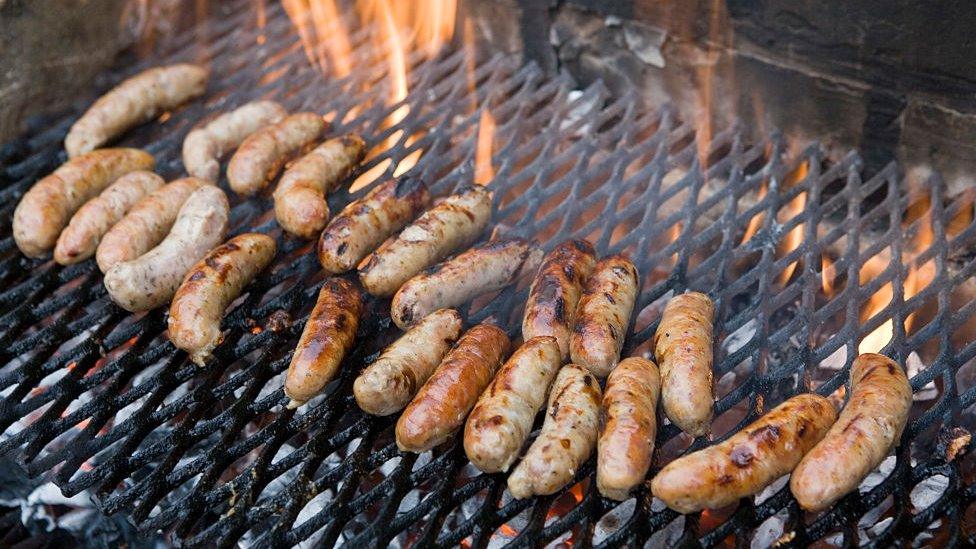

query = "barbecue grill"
[1,0,975,547]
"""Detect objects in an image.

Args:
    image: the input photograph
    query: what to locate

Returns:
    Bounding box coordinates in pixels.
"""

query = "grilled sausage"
[507,364,602,498]
[168,233,277,366]
[273,134,366,239]
[284,278,363,408]
[13,148,155,258]
[318,177,431,274]
[523,240,597,360]
[65,64,208,157]
[353,308,462,416]
[569,255,639,378]
[654,292,715,437]
[53,170,164,265]
[464,336,562,473]
[391,238,543,329]
[597,357,661,501]
[103,186,229,312]
[227,112,325,196]
[651,393,836,514]
[790,353,912,512]
[359,185,493,297]
[396,324,510,453]
[182,100,287,181]
[95,177,207,273]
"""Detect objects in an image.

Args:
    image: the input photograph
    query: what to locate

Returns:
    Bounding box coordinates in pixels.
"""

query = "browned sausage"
[284,278,362,408]
[464,336,562,473]
[790,353,912,511]
[650,393,836,514]
[396,324,510,453]
[226,112,326,196]
[522,239,597,360]
[569,255,639,378]
[182,100,287,181]
[654,292,715,437]
[597,357,661,501]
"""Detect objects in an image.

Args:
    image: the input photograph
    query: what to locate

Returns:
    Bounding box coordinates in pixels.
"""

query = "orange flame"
[777,161,809,285]
[256,0,267,44]
[310,0,352,77]
[821,254,835,298]
[474,108,496,185]
[741,180,768,245]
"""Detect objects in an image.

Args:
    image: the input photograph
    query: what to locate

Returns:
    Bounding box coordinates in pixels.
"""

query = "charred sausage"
[650,393,836,514]
[391,238,543,329]
[597,357,661,501]
[507,363,602,498]
[790,353,912,511]
[654,292,715,437]
[13,148,155,258]
[168,233,277,366]
[103,185,229,312]
[569,255,639,378]
[464,336,562,473]
[182,100,287,181]
[353,308,462,416]
[396,323,510,453]
[284,278,362,408]
[359,185,493,297]
[226,112,325,196]
[523,239,597,360]
[273,134,366,239]
[54,170,164,265]
[318,177,431,274]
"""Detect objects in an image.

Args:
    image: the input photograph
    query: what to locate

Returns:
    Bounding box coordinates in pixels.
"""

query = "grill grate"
[2,0,976,546]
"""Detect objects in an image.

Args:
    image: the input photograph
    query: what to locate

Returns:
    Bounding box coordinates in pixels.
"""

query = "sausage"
[597,357,662,501]
[358,185,493,297]
[650,393,836,514]
[103,186,229,312]
[182,100,287,181]
[95,177,207,273]
[653,292,715,437]
[13,148,155,258]
[790,353,912,512]
[507,363,602,498]
[65,64,208,157]
[522,239,597,360]
[226,112,326,196]
[284,278,363,408]
[464,336,562,473]
[273,134,366,239]
[391,238,543,329]
[168,233,277,366]
[318,177,431,274]
[569,255,639,378]
[53,170,164,265]
[396,323,510,453]
[353,308,462,416]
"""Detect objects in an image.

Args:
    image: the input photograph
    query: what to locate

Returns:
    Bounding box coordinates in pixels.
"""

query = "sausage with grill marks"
[507,363,602,498]
[358,185,493,297]
[182,100,287,181]
[396,324,510,453]
[168,233,277,366]
[654,292,715,437]
[103,185,229,312]
[790,353,912,512]
[54,170,164,265]
[464,336,562,473]
[523,239,597,360]
[284,278,363,408]
[227,112,326,196]
[354,308,462,416]
[95,177,207,273]
[597,357,661,501]
[65,64,208,157]
[391,238,543,329]
[13,148,155,258]
[274,134,366,239]
[650,393,836,514]
[569,255,639,378]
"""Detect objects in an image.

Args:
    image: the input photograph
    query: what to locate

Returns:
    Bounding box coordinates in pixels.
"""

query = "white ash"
[867,516,894,538]
[646,515,684,548]
[546,529,573,548]
[559,90,601,135]
[723,318,757,355]
[859,455,898,493]
[751,509,788,549]
[593,498,635,544]
[293,489,336,549]
[857,496,893,530]
[486,507,529,548]
[754,475,789,505]
[819,345,847,371]
[906,352,938,401]
[910,474,949,511]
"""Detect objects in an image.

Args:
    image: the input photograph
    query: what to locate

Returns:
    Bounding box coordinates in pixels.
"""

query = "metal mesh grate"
[1,0,976,546]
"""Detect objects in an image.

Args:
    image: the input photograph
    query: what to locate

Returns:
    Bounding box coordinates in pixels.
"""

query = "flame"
[821,254,835,298]
[741,180,769,245]
[310,0,352,77]
[256,0,267,44]
[474,108,496,185]
[777,161,809,285]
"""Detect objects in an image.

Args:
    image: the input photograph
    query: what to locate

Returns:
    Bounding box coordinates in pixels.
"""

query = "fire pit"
[1,0,975,547]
